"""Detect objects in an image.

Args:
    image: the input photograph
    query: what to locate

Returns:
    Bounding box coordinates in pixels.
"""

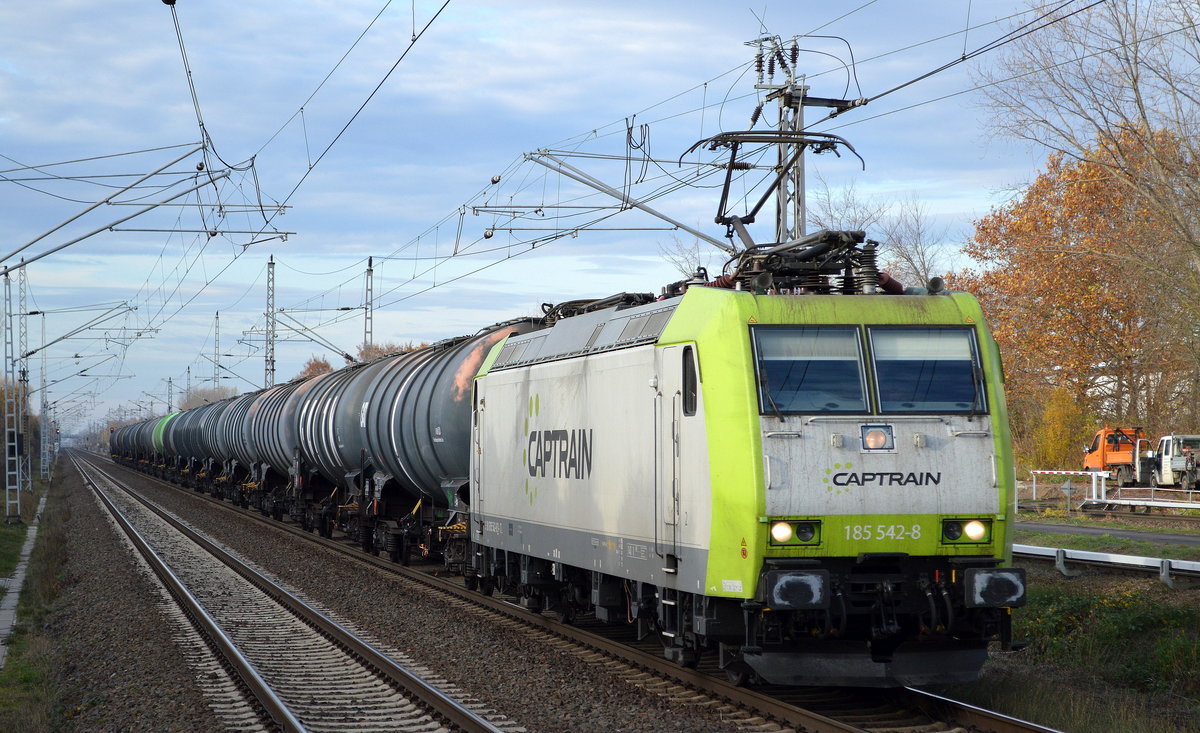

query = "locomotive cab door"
[655,344,698,573]
[471,387,485,541]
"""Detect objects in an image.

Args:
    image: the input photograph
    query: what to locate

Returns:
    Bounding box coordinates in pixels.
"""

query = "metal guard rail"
[1013,543,1200,587]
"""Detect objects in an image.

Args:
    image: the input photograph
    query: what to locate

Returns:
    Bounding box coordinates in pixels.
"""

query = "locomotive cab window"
[868,327,985,414]
[751,326,867,414]
[683,346,698,416]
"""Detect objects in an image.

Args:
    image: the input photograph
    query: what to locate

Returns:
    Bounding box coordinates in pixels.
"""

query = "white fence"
[1026,469,1200,512]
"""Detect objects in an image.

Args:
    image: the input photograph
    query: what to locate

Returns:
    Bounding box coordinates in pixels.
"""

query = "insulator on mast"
[857,242,880,294]
[767,54,776,77]
[775,49,790,74]
[790,42,799,65]
[750,104,763,127]
[755,52,764,82]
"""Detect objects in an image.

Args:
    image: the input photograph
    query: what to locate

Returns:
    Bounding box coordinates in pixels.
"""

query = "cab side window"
[683,346,698,416]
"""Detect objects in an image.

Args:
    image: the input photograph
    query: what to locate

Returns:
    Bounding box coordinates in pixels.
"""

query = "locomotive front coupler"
[870,580,903,640]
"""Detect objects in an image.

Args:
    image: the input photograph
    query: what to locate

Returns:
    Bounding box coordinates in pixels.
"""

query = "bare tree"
[657,234,720,278]
[179,385,237,410]
[805,171,889,233]
[806,173,947,286]
[877,195,950,287]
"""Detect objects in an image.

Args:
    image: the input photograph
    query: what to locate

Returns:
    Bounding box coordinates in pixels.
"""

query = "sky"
[0,0,1055,431]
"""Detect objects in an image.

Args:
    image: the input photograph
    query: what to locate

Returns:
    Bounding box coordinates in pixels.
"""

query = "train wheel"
[548,588,576,624]
[398,536,412,566]
[519,586,543,613]
[725,665,750,686]
[720,644,754,686]
[464,574,479,592]
[479,575,495,596]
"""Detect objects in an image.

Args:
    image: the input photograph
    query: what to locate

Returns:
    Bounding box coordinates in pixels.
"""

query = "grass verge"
[0,481,45,576]
[0,468,66,733]
[929,567,1200,732]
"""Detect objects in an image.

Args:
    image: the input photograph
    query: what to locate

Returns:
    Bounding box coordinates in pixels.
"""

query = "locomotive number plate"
[843,524,922,541]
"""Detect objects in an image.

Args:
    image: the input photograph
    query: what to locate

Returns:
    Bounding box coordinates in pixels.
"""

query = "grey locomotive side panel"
[473,344,708,590]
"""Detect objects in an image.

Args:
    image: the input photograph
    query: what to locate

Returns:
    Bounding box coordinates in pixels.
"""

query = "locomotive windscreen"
[869,327,985,414]
[752,326,868,414]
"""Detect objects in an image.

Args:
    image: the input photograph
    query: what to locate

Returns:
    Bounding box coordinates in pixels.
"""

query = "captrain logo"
[521,394,594,505]
[823,462,942,495]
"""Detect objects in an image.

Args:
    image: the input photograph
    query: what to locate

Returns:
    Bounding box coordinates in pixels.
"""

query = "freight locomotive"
[111,128,1025,688]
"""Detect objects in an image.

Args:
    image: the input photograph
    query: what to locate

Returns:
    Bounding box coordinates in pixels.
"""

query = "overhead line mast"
[265,257,276,389]
[749,36,864,243]
[18,265,30,495]
[364,257,374,354]
[4,275,19,522]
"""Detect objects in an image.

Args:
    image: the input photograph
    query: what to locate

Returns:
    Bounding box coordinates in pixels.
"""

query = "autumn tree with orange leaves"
[951,143,1197,468]
[294,355,333,380]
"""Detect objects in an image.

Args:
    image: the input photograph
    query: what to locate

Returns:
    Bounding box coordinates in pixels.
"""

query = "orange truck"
[1082,425,1154,486]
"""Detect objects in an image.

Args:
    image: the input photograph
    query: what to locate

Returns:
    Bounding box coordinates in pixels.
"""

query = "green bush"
[1016,586,1200,696]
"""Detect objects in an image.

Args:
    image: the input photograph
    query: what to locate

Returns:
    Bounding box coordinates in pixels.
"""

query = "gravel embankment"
[50,465,228,732]
[65,463,751,732]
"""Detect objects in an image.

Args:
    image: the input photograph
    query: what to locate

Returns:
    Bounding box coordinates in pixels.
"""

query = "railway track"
[70,453,509,733]
[1079,507,1200,529]
[81,452,1055,733]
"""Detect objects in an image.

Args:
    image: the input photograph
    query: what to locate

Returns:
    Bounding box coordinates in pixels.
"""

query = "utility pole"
[265,256,276,388]
[166,377,174,412]
[185,366,191,408]
[364,256,374,354]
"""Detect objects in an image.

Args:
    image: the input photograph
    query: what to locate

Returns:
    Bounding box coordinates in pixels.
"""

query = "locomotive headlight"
[770,521,794,543]
[861,424,894,451]
[943,520,963,541]
[963,520,988,541]
[794,521,816,542]
[943,518,990,543]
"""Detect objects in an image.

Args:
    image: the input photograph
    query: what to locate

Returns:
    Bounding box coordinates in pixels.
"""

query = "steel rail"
[70,455,304,732]
[903,687,1065,733]
[75,453,504,733]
